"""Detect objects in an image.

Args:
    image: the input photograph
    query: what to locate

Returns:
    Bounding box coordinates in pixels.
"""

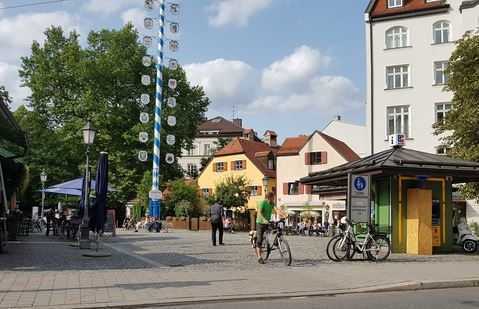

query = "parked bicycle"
[249,220,292,266]
[332,219,390,262]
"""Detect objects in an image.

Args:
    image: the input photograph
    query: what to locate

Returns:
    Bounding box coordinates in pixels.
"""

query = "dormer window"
[388,0,403,8]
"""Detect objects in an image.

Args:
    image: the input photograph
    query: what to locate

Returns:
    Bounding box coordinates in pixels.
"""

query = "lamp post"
[40,170,47,219]
[262,176,270,195]
[79,121,96,249]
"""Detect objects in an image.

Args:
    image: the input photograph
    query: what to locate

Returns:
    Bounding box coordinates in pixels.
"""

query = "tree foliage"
[213,176,250,209]
[163,179,202,217]
[16,25,209,208]
[435,33,479,197]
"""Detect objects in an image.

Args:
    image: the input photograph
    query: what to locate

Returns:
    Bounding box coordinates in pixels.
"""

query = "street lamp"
[262,176,270,194]
[40,170,47,219]
[79,121,96,249]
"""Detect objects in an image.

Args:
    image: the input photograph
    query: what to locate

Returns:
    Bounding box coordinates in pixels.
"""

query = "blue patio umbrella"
[90,152,108,233]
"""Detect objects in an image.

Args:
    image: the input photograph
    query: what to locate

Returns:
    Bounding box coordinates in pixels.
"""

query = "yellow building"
[198,137,277,226]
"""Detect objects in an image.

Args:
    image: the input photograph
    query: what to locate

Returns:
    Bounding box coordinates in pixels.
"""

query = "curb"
[64,278,479,309]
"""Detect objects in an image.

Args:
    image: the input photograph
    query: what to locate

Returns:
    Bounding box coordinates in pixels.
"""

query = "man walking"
[209,199,224,246]
[256,192,275,264]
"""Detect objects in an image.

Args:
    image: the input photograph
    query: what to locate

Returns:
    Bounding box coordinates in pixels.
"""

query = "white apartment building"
[276,131,360,224]
[178,117,257,177]
[365,0,479,155]
[322,116,368,158]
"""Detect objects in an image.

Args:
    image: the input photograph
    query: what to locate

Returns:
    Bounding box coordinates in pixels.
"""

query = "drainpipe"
[368,17,375,155]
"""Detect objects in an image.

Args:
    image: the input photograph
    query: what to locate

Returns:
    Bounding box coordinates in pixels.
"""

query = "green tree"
[164,179,201,217]
[17,25,209,207]
[213,176,250,209]
[435,33,479,197]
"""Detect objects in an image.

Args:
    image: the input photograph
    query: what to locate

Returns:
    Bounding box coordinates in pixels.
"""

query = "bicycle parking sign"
[348,174,371,223]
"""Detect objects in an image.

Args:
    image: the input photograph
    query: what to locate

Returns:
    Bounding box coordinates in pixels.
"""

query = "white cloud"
[208,0,272,27]
[121,8,145,30]
[261,45,331,92]
[0,62,31,109]
[0,11,80,61]
[0,11,79,109]
[84,0,139,14]
[184,59,255,108]
[248,76,360,113]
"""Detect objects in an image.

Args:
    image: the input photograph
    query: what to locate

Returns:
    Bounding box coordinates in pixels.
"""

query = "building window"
[435,103,452,124]
[268,159,274,170]
[214,162,225,172]
[387,106,410,137]
[288,182,299,195]
[204,144,212,156]
[310,152,323,165]
[436,146,451,155]
[386,26,408,49]
[433,21,450,44]
[202,188,211,198]
[187,144,197,156]
[434,61,448,85]
[187,163,198,177]
[249,186,262,196]
[386,65,409,89]
[233,160,245,170]
[388,0,403,8]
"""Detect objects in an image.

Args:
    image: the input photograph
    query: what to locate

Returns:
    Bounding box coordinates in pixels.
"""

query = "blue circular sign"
[354,177,366,191]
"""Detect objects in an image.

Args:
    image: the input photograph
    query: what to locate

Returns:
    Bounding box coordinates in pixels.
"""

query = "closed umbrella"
[90,152,108,233]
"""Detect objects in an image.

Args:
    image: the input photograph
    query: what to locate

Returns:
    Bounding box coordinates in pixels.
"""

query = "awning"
[0,98,27,158]
[301,147,479,185]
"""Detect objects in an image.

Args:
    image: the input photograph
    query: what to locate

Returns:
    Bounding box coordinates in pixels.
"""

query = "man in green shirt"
[255,191,275,264]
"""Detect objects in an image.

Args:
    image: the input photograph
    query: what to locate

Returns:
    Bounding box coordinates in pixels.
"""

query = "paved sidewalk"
[0,230,478,308]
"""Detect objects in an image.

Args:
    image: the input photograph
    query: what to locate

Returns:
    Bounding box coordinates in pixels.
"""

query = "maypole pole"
[149,0,165,217]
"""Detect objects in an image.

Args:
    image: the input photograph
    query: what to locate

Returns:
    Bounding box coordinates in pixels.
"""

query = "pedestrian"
[209,199,224,246]
[255,192,276,264]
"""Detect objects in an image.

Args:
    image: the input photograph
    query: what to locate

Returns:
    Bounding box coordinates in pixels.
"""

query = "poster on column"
[348,174,370,223]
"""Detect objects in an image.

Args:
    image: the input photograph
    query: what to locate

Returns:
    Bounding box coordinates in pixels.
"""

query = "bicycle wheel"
[278,237,292,266]
[332,236,352,261]
[262,236,272,260]
[326,235,342,262]
[366,235,391,261]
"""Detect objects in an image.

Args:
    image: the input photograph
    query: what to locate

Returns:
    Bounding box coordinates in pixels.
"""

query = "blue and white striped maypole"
[149,0,165,218]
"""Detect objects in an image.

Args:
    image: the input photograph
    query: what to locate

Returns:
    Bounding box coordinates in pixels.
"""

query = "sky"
[0,0,370,140]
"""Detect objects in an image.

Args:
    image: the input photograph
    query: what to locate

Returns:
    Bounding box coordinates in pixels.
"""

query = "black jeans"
[211,222,223,245]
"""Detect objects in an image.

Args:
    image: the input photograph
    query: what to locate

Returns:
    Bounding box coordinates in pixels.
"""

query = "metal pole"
[79,146,90,249]
[41,182,45,218]
[150,0,165,218]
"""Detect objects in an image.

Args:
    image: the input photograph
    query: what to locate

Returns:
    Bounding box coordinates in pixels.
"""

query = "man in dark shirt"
[209,200,224,246]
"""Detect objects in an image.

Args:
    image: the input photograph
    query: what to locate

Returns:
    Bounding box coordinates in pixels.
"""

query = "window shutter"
[224,162,228,171]
[321,152,328,164]
[299,183,305,194]
[231,161,235,171]
[209,189,213,196]
[258,186,262,196]
[213,163,217,172]
[243,160,247,169]
[305,185,312,194]
[305,152,311,165]
[283,183,289,195]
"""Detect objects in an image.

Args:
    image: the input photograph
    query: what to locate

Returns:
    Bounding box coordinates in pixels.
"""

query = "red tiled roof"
[277,132,359,162]
[198,116,244,134]
[367,0,449,19]
[318,132,360,162]
[277,136,309,156]
[214,138,276,177]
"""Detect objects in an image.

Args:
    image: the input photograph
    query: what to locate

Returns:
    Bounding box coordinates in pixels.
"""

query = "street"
[0,230,479,308]
[152,288,479,309]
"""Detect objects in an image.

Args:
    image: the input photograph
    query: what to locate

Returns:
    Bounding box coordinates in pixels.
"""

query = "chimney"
[233,118,242,128]
[336,115,342,121]
[263,130,278,147]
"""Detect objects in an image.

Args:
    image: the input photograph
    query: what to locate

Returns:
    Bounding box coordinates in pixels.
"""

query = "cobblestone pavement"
[0,230,478,308]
